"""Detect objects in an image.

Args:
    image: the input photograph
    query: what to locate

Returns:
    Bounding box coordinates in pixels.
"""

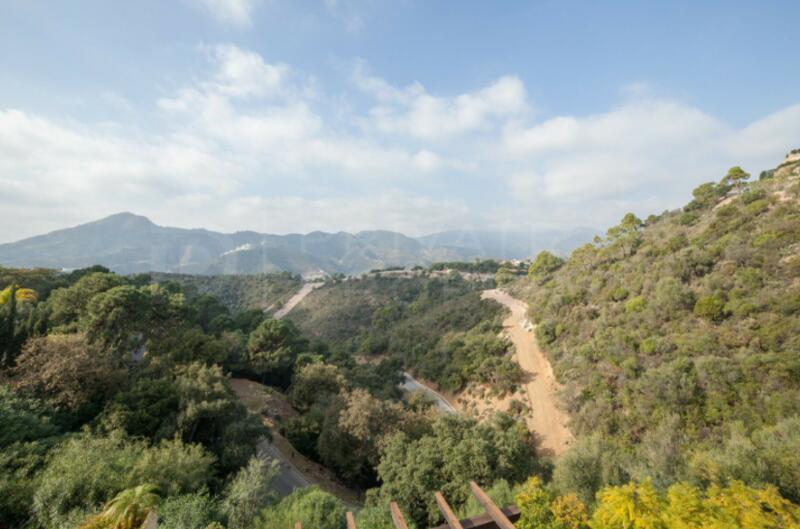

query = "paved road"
[273,282,323,319]
[258,440,312,495]
[400,372,457,413]
[481,289,573,456]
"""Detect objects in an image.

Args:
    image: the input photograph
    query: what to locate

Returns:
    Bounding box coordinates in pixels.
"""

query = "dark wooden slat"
[346,511,357,529]
[431,506,520,529]
[390,502,410,529]
[469,482,516,529]
[435,492,464,529]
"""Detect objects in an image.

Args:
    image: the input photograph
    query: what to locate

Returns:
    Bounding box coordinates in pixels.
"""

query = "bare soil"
[480,289,573,456]
[273,282,323,319]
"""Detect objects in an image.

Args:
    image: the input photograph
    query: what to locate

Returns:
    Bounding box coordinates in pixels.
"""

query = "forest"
[2,156,800,529]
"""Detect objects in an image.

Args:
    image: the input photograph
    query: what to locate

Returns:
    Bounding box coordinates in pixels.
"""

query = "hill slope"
[508,150,800,501]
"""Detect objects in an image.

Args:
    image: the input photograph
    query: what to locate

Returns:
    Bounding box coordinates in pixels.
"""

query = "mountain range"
[0,213,598,276]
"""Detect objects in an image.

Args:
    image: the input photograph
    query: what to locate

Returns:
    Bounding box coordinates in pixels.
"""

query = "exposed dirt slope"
[481,289,573,456]
[273,282,323,319]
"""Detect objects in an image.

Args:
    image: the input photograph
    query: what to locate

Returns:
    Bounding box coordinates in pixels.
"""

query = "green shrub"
[610,287,629,302]
[625,296,647,314]
[693,295,727,321]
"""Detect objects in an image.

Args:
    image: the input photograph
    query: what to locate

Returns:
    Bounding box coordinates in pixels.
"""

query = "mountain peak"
[97,212,154,225]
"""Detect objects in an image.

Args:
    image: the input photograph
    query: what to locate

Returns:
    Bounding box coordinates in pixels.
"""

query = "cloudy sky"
[2,1,799,243]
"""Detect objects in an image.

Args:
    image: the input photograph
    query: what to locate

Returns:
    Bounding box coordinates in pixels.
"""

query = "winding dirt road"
[481,289,573,456]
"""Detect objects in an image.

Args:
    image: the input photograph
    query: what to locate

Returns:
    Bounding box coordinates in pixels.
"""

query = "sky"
[1,0,799,243]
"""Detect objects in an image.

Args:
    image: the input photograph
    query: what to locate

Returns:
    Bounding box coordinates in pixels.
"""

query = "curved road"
[400,372,457,413]
[258,440,311,495]
[482,289,573,456]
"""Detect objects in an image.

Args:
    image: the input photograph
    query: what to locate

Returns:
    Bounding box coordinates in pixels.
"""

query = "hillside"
[148,272,302,313]
[506,151,800,503]
[286,274,523,395]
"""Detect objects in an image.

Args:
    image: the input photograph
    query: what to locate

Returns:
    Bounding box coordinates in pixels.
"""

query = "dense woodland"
[2,156,800,529]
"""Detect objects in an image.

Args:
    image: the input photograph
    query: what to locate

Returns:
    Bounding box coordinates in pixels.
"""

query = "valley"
[2,152,800,529]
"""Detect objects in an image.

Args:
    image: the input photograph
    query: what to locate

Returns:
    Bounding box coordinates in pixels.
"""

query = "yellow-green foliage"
[516,476,590,529]
[590,480,800,529]
[0,285,38,305]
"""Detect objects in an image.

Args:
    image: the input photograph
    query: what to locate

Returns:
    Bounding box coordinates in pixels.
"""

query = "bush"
[624,296,646,314]
[693,295,727,321]
[253,487,346,529]
[32,434,214,529]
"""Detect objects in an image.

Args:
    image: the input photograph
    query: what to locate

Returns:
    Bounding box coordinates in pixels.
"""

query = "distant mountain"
[0,213,600,276]
[0,213,463,276]
[417,227,601,260]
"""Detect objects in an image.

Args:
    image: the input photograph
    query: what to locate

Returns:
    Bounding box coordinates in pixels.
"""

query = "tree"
[252,486,346,529]
[686,182,721,210]
[32,435,214,529]
[605,213,644,258]
[553,434,628,506]
[721,166,750,192]
[247,319,304,386]
[158,491,217,529]
[689,416,800,503]
[373,413,535,526]
[83,285,149,354]
[289,363,345,411]
[529,251,565,278]
[693,295,727,322]
[587,479,800,529]
[12,334,126,414]
[173,362,268,473]
[516,476,554,529]
[0,284,38,366]
[0,284,37,305]
[47,272,125,329]
[101,484,160,529]
[495,266,515,285]
[0,384,60,446]
[549,494,589,529]
[591,480,665,529]
[222,457,280,529]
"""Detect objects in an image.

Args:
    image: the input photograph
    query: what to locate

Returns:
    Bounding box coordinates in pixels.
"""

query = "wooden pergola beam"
[468,482,516,529]
[434,492,464,529]
[346,511,357,529]
[390,502,410,529]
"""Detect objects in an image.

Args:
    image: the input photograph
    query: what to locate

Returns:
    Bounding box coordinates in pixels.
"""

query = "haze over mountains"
[0,213,598,276]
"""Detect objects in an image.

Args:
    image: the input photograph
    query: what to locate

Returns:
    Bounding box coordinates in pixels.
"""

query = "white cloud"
[2,44,799,245]
[499,99,800,228]
[187,0,258,26]
[354,63,529,141]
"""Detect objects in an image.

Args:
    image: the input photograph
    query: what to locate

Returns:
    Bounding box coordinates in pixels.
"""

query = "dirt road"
[273,282,323,319]
[481,289,573,456]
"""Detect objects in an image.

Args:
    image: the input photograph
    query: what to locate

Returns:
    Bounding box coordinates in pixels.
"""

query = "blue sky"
[2,0,799,242]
